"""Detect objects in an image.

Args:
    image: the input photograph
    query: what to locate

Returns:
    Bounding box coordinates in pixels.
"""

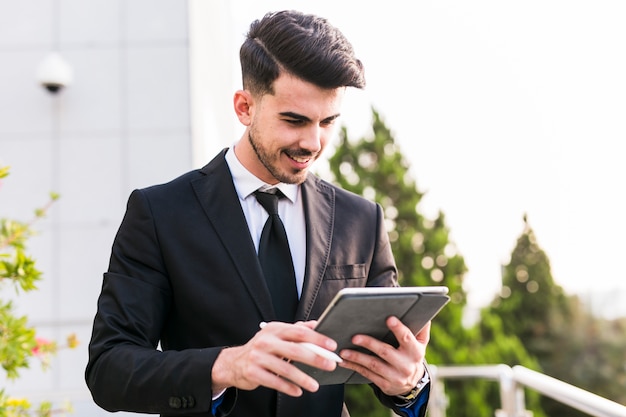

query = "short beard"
[248,131,309,184]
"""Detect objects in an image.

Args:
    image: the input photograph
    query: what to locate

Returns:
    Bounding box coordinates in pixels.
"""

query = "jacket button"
[169,397,182,409]
[186,396,196,408]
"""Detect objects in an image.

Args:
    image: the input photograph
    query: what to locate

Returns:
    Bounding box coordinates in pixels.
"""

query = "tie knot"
[254,190,282,216]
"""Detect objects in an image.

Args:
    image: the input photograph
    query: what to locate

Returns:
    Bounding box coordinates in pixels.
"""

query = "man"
[86,10,431,417]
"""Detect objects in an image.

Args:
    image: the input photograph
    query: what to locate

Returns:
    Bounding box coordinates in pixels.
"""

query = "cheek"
[253,122,294,150]
[271,125,299,145]
[319,137,329,151]
[319,127,337,148]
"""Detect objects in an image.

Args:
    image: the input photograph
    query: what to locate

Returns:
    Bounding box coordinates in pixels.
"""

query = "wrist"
[211,347,234,394]
[395,367,430,403]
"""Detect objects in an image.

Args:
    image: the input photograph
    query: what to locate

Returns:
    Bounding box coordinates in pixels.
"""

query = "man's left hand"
[338,317,430,397]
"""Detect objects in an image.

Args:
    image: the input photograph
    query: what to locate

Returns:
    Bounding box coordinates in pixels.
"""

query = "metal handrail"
[428,365,626,417]
[512,366,626,417]
[16,365,626,417]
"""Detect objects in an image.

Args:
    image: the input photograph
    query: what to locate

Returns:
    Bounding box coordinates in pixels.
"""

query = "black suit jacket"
[86,150,424,417]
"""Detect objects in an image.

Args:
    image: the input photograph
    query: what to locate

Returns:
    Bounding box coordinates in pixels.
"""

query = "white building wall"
[0,0,232,414]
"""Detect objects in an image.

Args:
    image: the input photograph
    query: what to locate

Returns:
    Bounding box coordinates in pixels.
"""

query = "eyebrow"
[279,111,341,123]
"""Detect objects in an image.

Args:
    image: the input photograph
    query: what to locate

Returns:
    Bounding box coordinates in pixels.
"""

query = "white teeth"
[291,155,310,163]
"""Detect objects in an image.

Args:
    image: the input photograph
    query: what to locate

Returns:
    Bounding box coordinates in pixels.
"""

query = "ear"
[233,89,254,126]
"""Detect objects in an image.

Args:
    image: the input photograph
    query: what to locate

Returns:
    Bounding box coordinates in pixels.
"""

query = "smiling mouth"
[289,155,311,163]
[285,151,314,164]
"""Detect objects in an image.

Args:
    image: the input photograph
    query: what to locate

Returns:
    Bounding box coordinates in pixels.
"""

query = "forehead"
[260,73,345,117]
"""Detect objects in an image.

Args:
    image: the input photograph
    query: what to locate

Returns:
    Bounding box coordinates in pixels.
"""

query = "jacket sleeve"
[85,189,224,415]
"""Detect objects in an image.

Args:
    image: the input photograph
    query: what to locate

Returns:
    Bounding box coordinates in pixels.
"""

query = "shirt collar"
[225,146,299,204]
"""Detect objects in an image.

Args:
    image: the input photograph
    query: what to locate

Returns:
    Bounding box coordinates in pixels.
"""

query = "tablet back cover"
[296,288,449,385]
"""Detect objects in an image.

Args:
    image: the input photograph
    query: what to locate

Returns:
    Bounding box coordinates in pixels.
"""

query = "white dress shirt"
[224,147,307,297]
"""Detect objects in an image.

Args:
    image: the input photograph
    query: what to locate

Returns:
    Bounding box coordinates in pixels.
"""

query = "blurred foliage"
[0,166,76,416]
[326,109,542,417]
[485,215,626,415]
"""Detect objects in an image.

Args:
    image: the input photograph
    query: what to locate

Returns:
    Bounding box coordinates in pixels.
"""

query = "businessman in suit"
[86,10,431,417]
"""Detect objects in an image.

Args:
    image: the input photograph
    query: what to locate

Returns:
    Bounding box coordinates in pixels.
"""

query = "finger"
[339,318,425,395]
[255,325,338,382]
[296,320,318,329]
[338,350,393,390]
[338,348,420,396]
[348,332,400,366]
[259,321,337,351]
[285,341,340,370]
[258,371,309,397]
[346,317,409,365]
[260,353,321,395]
[385,316,420,352]
[339,334,398,380]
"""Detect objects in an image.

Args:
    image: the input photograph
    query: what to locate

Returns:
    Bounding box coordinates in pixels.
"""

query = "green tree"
[486,215,570,416]
[490,215,571,353]
[326,109,538,416]
[0,166,76,416]
[487,215,626,415]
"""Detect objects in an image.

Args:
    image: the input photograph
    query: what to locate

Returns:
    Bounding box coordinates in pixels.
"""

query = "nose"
[298,125,323,154]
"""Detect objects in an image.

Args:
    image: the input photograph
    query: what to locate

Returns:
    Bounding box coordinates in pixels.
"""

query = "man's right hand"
[210,321,338,397]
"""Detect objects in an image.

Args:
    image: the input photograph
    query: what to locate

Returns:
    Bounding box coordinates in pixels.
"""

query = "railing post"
[390,376,450,417]
[495,364,515,417]
[495,364,532,417]
[429,365,533,417]
[428,369,448,417]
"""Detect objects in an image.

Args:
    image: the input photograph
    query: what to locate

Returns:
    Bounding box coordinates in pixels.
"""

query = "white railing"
[428,365,626,417]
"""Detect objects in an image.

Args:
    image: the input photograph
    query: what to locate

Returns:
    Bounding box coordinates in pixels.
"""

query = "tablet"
[296,286,449,385]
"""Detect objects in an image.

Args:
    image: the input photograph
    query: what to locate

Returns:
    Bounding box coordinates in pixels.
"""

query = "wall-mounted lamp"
[37,52,74,94]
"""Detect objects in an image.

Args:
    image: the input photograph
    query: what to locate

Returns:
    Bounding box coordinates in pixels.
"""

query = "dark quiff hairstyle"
[240,10,366,96]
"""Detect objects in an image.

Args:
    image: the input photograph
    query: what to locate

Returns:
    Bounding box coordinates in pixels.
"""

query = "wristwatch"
[395,369,430,402]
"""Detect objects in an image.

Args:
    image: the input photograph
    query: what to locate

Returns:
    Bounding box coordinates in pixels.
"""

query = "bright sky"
[226,1,626,318]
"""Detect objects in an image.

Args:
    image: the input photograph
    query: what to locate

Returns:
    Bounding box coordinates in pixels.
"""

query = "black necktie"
[254,190,298,322]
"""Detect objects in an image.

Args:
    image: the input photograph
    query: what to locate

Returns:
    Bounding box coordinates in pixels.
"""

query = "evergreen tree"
[490,214,571,355]
[326,109,500,417]
[326,109,548,416]
[327,110,467,327]
[488,215,569,416]
[488,215,626,416]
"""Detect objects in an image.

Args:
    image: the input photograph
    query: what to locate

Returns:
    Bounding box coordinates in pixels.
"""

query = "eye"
[283,117,306,126]
[321,116,339,127]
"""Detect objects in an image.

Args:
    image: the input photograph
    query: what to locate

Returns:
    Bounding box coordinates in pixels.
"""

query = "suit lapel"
[189,152,336,322]
[190,150,275,319]
[297,175,335,320]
